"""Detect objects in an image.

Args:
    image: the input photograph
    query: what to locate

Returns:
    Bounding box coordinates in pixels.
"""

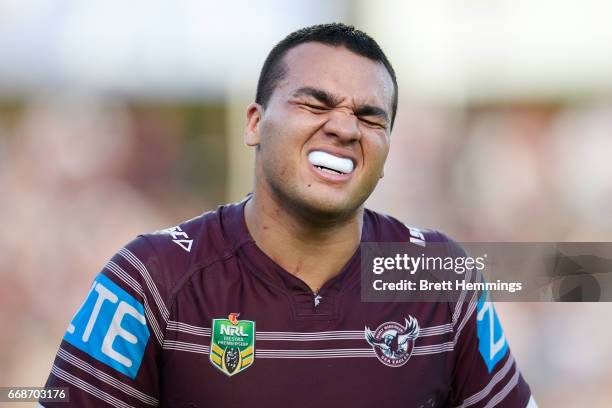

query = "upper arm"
[449,264,533,407]
[41,236,168,407]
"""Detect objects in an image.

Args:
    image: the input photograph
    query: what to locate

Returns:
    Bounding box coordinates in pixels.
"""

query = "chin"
[266,174,371,222]
[291,191,365,223]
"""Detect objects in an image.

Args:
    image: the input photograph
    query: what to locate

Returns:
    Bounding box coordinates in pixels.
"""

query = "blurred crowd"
[1,94,612,406]
[0,97,223,393]
[370,100,612,241]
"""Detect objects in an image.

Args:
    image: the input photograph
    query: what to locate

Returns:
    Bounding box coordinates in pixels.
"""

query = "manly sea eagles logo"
[365,316,420,367]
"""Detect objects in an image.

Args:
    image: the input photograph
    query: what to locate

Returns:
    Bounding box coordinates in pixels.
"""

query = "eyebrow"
[354,105,389,123]
[292,87,342,107]
[291,86,389,124]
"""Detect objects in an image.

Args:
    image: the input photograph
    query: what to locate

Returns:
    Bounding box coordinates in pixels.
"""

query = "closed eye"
[358,117,387,129]
[301,103,329,112]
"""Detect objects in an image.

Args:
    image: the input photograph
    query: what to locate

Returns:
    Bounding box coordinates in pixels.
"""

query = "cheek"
[363,134,390,168]
[261,109,307,146]
[260,113,320,164]
[258,119,302,179]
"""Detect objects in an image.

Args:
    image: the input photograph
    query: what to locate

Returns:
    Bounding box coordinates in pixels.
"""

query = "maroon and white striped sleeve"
[41,236,168,407]
[449,269,535,407]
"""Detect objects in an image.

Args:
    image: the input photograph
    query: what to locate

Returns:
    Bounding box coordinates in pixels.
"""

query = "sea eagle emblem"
[365,316,420,367]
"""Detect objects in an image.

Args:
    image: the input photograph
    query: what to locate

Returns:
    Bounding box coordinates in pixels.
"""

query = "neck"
[244,191,363,293]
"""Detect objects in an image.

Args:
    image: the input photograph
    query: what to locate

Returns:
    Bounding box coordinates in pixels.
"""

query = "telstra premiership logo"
[210,314,255,377]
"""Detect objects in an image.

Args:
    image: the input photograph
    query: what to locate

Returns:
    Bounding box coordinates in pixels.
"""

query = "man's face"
[246,42,394,220]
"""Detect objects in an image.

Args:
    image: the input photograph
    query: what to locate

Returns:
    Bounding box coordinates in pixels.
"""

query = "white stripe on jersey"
[257,330,364,340]
[453,289,478,345]
[51,365,134,408]
[165,322,454,340]
[412,342,455,355]
[483,368,521,408]
[163,340,454,358]
[105,261,144,297]
[453,267,473,325]
[455,354,515,408]
[166,320,211,336]
[256,349,375,358]
[163,340,210,354]
[143,303,164,345]
[420,323,454,337]
[106,260,165,345]
[254,344,454,359]
[119,248,169,322]
[57,348,158,406]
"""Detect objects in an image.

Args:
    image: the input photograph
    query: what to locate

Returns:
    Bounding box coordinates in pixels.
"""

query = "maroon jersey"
[42,199,533,407]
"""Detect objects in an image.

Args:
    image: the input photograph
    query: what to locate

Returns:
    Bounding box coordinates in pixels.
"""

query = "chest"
[160,262,454,407]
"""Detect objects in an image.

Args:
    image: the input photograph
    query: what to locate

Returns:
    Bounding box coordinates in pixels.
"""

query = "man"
[42,23,536,407]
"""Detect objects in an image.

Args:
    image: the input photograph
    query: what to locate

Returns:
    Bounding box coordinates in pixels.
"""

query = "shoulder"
[117,202,246,300]
[364,208,475,307]
[364,207,458,249]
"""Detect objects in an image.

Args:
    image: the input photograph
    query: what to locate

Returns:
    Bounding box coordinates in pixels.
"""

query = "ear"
[245,103,263,147]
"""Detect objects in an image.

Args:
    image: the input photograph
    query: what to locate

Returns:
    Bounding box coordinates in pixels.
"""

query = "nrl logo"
[365,316,420,367]
[210,313,255,376]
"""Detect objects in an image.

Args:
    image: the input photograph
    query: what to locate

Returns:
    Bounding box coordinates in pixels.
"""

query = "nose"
[321,108,361,144]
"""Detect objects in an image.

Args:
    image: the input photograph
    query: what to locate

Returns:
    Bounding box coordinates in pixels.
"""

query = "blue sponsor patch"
[64,274,150,379]
[476,289,508,373]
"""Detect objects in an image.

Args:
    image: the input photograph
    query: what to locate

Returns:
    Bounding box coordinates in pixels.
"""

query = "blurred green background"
[1,1,612,406]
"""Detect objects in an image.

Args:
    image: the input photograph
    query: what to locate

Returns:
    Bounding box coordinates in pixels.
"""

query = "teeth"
[308,151,354,174]
[316,166,341,175]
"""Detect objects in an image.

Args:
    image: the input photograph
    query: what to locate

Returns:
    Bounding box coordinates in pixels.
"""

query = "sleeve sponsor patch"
[64,274,150,379]
[476,289,509,373]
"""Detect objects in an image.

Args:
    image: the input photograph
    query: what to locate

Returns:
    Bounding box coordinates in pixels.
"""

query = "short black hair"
[255,23,398,129]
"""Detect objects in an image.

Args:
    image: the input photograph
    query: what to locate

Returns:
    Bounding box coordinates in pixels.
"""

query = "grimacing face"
[245,42,395,221]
